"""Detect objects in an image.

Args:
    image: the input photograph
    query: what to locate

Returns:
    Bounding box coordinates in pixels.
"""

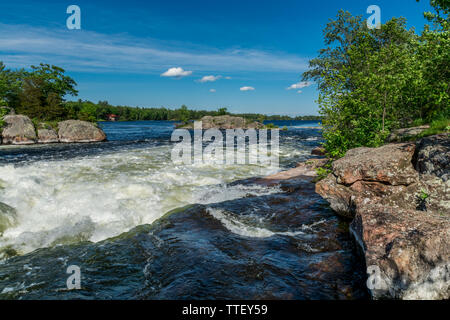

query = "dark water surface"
[0,120,368,299]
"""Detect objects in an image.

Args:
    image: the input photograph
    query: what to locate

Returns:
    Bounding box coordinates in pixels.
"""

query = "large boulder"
[316,143,420,218]
[202,115,244,129]
[316,136,450,299]
[181,115,264,129]
[0,202,18,234]
[37,128,59,143]
[37,123,59,144]
[331,143,418,186]
[351,204,450,299]
[1,115,37,145]
[58,120,106,143]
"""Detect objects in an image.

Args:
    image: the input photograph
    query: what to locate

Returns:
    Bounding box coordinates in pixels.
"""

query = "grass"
[417,117,450,138]
[401,116,450,141]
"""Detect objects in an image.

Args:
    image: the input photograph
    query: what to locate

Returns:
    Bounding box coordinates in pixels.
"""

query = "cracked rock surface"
[316,134,450,299]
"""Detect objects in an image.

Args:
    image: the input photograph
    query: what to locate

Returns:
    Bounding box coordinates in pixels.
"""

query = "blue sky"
[0,0,434,115]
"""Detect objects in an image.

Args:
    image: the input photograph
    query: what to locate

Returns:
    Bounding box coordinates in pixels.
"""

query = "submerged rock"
[316,135,450,299]
[58,120,106,143]
[1,115,37,145]
[0,202,17,234]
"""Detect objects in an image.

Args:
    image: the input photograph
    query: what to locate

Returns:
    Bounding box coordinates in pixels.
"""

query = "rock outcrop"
[37,128,59,144]
[414,133,449,181]
[37,123,59,144]
[1,115,37,145]
[58,120,106,143]
[0,202,17,234]
[311,146,326,156]
[180,115,264,129]
[316,134,450,299]
[387,125,430,142]
[0,114,107,145]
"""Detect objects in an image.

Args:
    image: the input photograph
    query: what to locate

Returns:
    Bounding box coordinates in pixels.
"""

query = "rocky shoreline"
[0,108,106,145]
[256,133,449,299]
[1,113,447,299]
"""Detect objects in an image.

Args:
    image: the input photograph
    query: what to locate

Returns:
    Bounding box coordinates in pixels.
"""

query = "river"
[0,120,368,299]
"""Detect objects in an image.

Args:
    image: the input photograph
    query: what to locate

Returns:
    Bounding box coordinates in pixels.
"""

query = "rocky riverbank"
[315,133,449,299]
[0,108,106,145]
[253,132,449,299]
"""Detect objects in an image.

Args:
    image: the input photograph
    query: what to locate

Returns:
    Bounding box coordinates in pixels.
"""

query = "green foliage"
[217,107,229,116]
[313,167,332,182]
[303,1,449,158]
[419,189,430,201]
[0,62,77,121]
[416,188,430,211]
[415,114,450,138]
[63,100,322,123]
[0,107,8,129]
[264,123,279,129]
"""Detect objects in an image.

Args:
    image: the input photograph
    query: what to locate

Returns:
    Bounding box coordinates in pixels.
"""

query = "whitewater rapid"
[0,143,302,256]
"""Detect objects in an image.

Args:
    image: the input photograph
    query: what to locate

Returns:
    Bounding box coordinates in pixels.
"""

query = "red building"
[106,114,119,121]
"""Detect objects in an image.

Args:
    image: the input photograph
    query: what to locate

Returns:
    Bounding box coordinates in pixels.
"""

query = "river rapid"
[0,120,368,299]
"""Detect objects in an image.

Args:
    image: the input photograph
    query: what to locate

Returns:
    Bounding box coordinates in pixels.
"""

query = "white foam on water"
[0,144,281,256]
[206,208,324,239]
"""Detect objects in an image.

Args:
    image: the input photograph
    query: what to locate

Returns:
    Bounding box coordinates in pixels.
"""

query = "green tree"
[28,63,78,100]
[0,62,24,108]
[302,10,434,158]
[418,0,450,121]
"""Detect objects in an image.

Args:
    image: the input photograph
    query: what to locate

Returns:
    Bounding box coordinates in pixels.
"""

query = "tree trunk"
[382,91,387,132]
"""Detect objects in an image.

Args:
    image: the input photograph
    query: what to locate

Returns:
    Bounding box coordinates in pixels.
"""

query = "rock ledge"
[316,134,450,299]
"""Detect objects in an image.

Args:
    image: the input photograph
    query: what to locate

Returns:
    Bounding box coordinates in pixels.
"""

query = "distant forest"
[65,101,322,123]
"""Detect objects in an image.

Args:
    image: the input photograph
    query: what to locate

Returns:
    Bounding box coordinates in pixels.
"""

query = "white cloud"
[287,81,313,90]
[297,90,303,94]
[161,67,192,78]
[224,76,232,80]
[209,89,216,93]
[240,86,255,91]
[199,75,221,82]
[0,24,309,74]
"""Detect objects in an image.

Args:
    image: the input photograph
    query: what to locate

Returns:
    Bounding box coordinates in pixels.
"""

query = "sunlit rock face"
[316,135,450,299]
[1,115,37,145]
[58,120,106,143]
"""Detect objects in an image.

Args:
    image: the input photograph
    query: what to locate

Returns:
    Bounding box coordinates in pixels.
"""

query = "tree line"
[302,0,449,158]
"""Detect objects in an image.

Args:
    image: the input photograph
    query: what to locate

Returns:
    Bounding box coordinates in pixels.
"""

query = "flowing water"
[0,120,368,299]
